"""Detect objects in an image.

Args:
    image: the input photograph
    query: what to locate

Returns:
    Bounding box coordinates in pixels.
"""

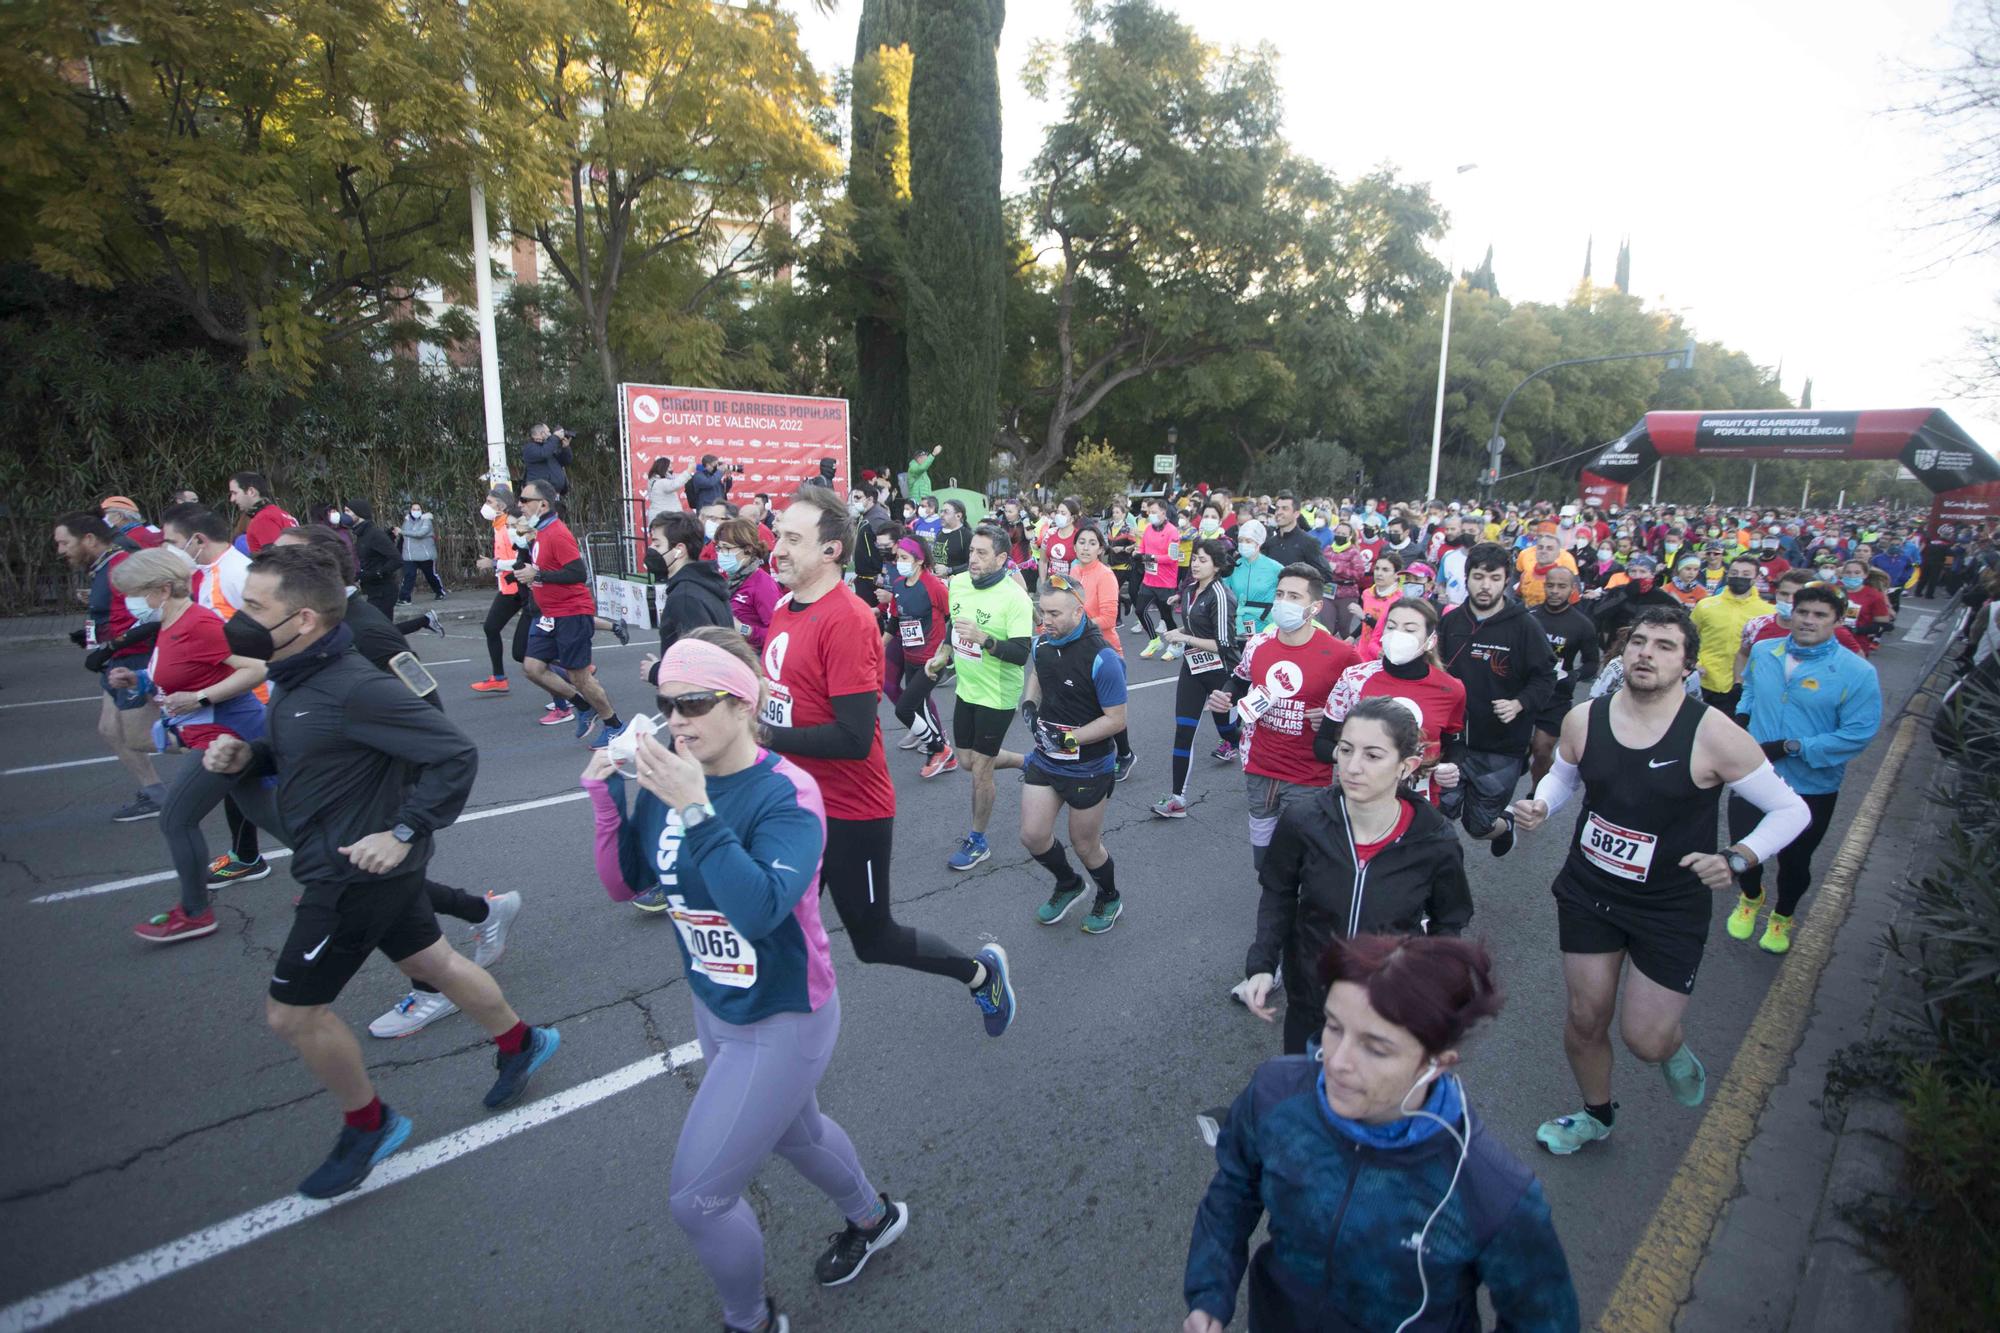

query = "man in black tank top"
[1509,608,1810,1156]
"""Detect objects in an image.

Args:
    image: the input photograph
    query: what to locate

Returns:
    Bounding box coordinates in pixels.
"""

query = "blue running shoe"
[632,886,671,913]
[573,708,598,742]
[947,832,989,871]
[484,1026,561,1110]
[589,717,625,751]
[297,1107,413,1199]
[971,944,1016,1037]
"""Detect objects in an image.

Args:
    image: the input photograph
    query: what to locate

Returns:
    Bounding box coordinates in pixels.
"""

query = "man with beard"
[1528,566,1600,786]
[1510,607,1808,1156]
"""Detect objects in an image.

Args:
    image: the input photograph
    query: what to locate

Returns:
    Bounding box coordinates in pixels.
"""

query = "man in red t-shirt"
[227,471,298,553]
[761,485,1018,1037]
[514,481,624,742]
[1211,565,1359,869]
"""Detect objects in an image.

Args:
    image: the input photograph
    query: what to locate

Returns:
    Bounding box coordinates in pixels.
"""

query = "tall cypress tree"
[1614,236,1631,294]
[1581,235,1593,285]
[848,0,918,479]
[905,0,1006,488]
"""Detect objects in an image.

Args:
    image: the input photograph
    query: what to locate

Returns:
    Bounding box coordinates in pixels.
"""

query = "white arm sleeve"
[1532,751,1581,815]
[1729,761,1812,866]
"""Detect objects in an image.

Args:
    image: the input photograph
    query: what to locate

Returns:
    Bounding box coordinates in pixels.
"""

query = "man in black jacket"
[639,510,732,684]
[1439,542,1557,857]
[1528,565,1602,785]
[342,499,402,619]
[1257,491,1334,586]
[521,423,571,496]
[202,544,559,1199]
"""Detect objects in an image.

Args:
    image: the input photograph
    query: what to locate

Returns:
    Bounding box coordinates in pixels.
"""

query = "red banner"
[1579,470,1628,510]
[619,383,850,544]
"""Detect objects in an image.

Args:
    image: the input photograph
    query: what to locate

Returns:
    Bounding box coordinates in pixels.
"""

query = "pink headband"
[657,638,760,703]
[896,538,926,562]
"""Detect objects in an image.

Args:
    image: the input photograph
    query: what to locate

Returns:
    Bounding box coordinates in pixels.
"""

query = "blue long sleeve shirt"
[1737,635,1882,794]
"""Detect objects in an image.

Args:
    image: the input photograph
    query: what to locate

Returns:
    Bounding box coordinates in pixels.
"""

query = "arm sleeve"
[1183,1079,1265,1327]
[538,557,589,586]
[986,634,1032,666]
[1796,667,1883,770]
[1313,712,1341,764]
[1532,751,1581,814]
[764,690,877,761]
[1729,761,1813,865]
[341,674,479,835]
[1478,1178,1583,1333]
[1248,811,1305,976]
[582,775,645,900]
[682,794,822,939]
[1426,841,1474,936]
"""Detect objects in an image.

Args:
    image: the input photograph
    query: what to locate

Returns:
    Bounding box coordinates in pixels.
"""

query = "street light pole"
[1483,339,1696,502]
[1425,164,1479,502]
[460,2,507,482]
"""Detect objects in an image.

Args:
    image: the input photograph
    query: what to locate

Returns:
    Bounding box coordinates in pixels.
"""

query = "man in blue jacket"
[1725,582,1882,954]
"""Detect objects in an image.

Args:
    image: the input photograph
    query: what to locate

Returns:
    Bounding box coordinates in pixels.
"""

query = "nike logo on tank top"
[1566,694,1719,894]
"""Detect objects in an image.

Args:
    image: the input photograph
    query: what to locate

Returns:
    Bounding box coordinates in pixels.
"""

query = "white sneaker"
[898,730,924,751]
[369,990,458,1038]
[472,891,522,968]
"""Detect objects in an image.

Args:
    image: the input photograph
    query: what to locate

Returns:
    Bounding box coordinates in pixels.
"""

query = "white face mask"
[326,509,341,524]
[1381,628,1427,666]
[1400,582,1425,600]
[703,519,719,540]
[1202,518,1222,535]
[1237,540,1258,559]
[895,559,915,579]
[480,503,499,521]
[1271,600,1309,632]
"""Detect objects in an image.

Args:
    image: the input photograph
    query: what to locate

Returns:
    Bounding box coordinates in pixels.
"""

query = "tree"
[1614,236,1631,295]
[904,0,1007,487]
[2,0,493,386]
[1801,375,1814,409]
[845,0,917,473]
[1057,437,1132,510]
[1466,245,1498,297]
[1581,235,1593,285]
[487,0,842,399]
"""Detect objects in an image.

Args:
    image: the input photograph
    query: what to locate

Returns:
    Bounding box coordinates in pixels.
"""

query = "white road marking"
[0,696,99,711]
[31,790,590,904]
[2,757,119,776]
[1908,613,1938,643]
[0,1041,704,1333]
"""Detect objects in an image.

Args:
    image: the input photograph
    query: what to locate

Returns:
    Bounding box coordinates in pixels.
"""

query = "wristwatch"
[1724,849,1752,875]
[195,692,212,708]
[391,823,418,844]
[679,801,717,830]
[1783,739,1801,757]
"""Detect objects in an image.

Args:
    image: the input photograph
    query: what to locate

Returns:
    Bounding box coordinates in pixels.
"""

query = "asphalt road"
[0,599,1935,1332]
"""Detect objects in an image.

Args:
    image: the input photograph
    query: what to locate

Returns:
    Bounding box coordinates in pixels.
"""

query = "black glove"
[69,628,88,648]
[1020,700,1039,732]
[1760,739,1791,762]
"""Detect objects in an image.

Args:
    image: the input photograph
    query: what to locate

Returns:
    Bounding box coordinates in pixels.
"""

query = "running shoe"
[947,833,989,871]
[206,853,272,885]
[297,1107,413,1199]
[422,610,446,638]
[1152,794,1189,819]
[133,906,217,944]
[814,1196,908,1287]
[1661,1044,1707,1107]
[472,891,523,968]
[1114,751,1136,783]
[920,746,958,779]
[112,793,163,822]
[1195,1104,1232,1147]
[611,618,630,647]
[1725,893,1762,941]
[538,703,576,726]
[1127,620,1145,634]
[369,990,459,1038]
[483,1026,561,1109]
[1139,637,1163,659]
[632,886,672,913]
[1535,1108,1613,1156]
[1036,882,1086,926]
[897,730,925,751]
[1211,740,1237,762]
[725,1295,790,1333]
[1081,893,1123,935]
[573,708,598,742]
[1759,913,1794,955]
[1488,811,1516,858]
[970,944,1016,1037]
[1162,642,1185,661]
[587,716,622,750]
[471,676,510,693]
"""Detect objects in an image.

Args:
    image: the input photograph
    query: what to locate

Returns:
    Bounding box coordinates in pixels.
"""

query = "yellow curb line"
[1596,669,1944,1331]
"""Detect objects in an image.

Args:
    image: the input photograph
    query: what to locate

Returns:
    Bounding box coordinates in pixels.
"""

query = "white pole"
[1801,478,1810,509]
[1746,459,1757,507]
[1650,460,1661,504]
[1426,278,1454,502]
[1837,488,1846,509]
[470,181,507,481]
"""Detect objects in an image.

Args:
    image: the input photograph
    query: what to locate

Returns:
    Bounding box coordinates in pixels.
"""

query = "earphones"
[1392,1061,1473,1333]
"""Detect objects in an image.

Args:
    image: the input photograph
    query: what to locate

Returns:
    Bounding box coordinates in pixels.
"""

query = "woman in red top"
[1317,597,1467,807]
[109,547,270,944]
[1840,558,1895,651]
[879,536,955,778]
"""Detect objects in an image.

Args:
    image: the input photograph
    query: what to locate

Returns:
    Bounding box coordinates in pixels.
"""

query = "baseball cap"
[1627,553,1659,572]
[99,495,140,513]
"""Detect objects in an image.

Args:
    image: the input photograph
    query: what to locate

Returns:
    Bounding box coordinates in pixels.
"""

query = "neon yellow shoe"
[1759,913,1794,955]
[1139,637,1162,659]
[1725,893,1762,941]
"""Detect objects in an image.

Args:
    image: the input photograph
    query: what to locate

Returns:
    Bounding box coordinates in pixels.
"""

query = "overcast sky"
[791,0,2000,452]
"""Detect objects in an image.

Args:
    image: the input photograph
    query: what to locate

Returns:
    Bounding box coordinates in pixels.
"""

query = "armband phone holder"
[388,652,438,698]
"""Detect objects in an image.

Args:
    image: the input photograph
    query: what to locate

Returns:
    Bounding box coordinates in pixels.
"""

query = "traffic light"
[1666,337,1696,372]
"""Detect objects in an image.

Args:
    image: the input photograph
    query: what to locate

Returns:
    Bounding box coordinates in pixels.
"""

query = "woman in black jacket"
[1242,697,1474,1053]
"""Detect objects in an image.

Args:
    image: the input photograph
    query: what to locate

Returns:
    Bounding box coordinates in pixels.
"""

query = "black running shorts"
[1021,760,1114,810]
[952,700,1014,758]
[269,870,442,1007]
[1551,869,1710,995]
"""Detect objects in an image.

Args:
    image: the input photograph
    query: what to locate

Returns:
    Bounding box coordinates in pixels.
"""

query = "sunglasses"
[655,689,736,719]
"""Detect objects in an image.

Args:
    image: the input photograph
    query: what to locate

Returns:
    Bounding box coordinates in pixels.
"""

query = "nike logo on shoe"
[1648,758,1678,768]
[303,935,331,961]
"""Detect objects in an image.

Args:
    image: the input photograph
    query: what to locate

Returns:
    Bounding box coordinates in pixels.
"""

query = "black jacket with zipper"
[1248,791,1472,1003]
[1437,596,1558,753]
[247,634,477,887]
[646,560,734,684]
[351,519,401,594]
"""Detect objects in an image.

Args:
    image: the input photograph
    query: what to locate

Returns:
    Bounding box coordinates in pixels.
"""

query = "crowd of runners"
[42,455,2000,1331]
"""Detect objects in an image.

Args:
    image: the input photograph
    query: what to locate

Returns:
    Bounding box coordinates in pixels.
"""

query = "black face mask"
[223,609,301,661]
[1725,576,1755,595]
[644,548,671,578]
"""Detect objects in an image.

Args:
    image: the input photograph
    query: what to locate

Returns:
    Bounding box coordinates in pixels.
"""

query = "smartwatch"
[1724,849,1751,876]
[679,801,717,830]
[391,823,418,844]
[195,692,213,708]
[1783,739,1801,757]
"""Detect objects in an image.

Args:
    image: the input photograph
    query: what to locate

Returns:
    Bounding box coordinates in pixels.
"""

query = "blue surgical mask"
[1238,541,1258,560]
[1774,599,1794,618]
[896,559,915,579]
[715,551,740,575]
[1841,575,1864,590]
[1271,601,1309,632]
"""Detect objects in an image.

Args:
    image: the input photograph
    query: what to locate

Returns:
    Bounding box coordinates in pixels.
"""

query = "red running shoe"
[134,907,218,944]
[537,703,576,726]
[920,746,959,779]
[470,676,510,693]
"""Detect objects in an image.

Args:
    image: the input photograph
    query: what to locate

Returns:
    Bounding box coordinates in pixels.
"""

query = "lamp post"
[1483,338,1696,503]
[1425,163,1480,502]
[460,2,507,481]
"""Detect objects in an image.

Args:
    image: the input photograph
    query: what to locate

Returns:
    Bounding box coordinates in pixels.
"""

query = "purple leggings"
[669,991,877,1329]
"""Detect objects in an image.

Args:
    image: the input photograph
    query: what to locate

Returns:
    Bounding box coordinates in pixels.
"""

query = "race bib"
[1185,649,1223,674]
[1236,684,1277,727]
[1035,718,1080,760]
[953,627,984,660]
[1579,812,1657,882]
[1143,554,1158,576]
[760,680,794,728]
[899,618,927,648]
[535,615,556,632]
[1046,558,1070,579]
[667,898,758,989]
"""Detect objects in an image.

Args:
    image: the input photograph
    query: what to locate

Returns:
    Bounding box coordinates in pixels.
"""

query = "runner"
[1438,543,1557,857]
[225,471,298,553]
[1510,606,1810,1155]
[716,517,782,650]
[582,633,908,1333]
[1184,935,1578,1333]
[1732,568,1865,680]
[1224,520,1279,638]
[1209,565,1360,870]
[1240,700,1473,1053]
[1514,531,1578,608]
[1317,597,1467,808]
[1135,498,1182,657]
[762,487,1017,1035]
[515,480,624,745]
[1354,552,1403,659]
[1527,565,1601,786]
[54,510,167,821]
[1067,522,1138,779]
[879,536,954,778]
[1688,554,1771,714]
[997,575,1129,933]
[1040,496,1082,581]
[202,544,559,1197]
[1152,538,1242,818]
[469,481,535,694]
[1725,582,1882,953]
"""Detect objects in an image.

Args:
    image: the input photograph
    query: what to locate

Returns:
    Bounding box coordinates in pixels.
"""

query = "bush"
[1058,437,1134,512]
[1245,438,1362,500]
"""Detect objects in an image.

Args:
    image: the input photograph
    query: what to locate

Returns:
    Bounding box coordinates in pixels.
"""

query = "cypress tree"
[1467,244,1498,297]
[848,0,919,478]
[905,0,1006,488]
[1614,236,1631,294]
[1582,235,1593,284]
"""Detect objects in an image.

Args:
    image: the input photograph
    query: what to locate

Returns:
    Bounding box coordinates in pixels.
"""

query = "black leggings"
[483,589,533,677]
[1134,585,1178,637]
[1729,789,1840,917]
[1170,667,1240,799]
[892,662,945,755]
[822,816,977,986]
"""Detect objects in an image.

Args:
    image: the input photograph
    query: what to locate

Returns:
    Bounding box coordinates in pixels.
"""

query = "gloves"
[1020,700,1039,731]
[1760,738,1791,762]
[69,628,88,648]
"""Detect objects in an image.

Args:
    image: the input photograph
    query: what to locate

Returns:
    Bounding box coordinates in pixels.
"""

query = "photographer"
[522,423,572,497]
[684,454,735,512]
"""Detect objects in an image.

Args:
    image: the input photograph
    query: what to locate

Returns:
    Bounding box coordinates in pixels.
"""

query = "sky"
[790,0,2000,452]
